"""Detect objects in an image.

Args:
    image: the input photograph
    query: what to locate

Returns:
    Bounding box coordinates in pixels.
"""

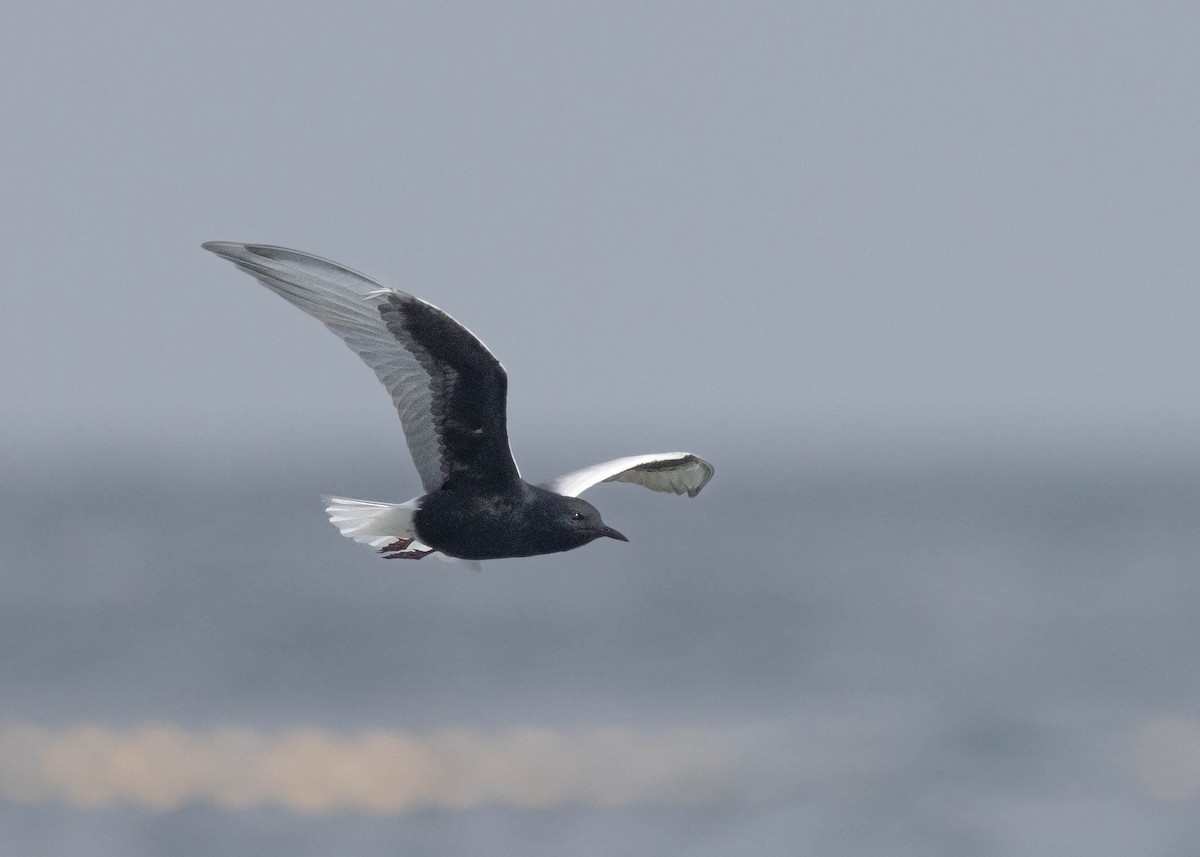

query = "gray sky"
[2,1,1198,472]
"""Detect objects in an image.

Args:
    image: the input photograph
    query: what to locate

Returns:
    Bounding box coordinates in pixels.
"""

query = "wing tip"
[661,452,714,498]
[202,241,260,265]
[690,457,715,497]
[203,241,294,262]
[201,239,235,254]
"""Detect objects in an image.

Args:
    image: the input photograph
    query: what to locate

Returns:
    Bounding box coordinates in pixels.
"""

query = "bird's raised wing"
[203,242,519,492]
[541,453,714,499]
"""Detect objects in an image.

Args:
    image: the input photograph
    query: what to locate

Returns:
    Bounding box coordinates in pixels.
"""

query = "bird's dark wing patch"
[203,242,521,492]
[378,294,520,489]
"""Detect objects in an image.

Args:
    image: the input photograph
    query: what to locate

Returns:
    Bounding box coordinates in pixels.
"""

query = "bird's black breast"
[378,294,520,490]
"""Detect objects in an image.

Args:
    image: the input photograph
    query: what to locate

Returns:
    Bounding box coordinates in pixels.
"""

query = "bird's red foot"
[379,537,436,560]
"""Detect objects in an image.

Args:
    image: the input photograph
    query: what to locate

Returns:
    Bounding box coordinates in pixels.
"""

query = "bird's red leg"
[379,537,436,560]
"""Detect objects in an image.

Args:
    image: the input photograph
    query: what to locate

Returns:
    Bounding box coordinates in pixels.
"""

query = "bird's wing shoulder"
[540,452,714,498]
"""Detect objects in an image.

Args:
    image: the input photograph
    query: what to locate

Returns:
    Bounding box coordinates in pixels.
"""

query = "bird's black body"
[414,483,625,560]
[376,287,627,558]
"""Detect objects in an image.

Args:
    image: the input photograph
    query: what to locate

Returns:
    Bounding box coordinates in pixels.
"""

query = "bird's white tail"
[322,496,422,549]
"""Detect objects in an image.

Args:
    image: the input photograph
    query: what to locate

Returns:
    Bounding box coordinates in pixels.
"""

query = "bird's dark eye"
[570,511,584,522]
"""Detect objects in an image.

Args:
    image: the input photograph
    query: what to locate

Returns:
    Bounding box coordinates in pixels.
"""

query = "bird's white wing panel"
[202,242,445,491]
[542,453,714,498]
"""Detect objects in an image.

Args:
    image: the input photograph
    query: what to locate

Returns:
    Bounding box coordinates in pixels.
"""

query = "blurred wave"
[0,723,732,813]
[3,455,1200,854]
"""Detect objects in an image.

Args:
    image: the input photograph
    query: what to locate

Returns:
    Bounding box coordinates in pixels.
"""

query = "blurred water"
[2,451,1199,855]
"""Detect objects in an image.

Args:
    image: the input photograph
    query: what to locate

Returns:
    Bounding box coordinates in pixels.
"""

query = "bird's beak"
[601,525,629,542]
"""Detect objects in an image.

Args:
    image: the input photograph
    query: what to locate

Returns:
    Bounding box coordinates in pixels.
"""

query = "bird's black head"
[557,495,628,547]
[519,489,628,554]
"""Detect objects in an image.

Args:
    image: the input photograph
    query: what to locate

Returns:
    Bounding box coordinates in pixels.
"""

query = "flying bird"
[202,243,713,561]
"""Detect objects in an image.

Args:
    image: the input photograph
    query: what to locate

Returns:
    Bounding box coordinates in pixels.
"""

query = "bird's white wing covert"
[542,453,714,498]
